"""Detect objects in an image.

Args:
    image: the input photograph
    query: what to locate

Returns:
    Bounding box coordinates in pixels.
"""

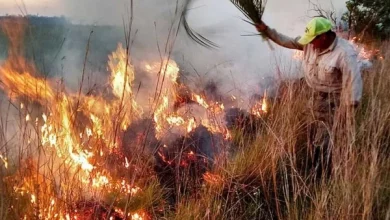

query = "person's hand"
[255,21,268,33]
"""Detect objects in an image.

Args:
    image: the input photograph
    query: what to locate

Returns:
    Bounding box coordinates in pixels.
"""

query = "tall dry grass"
[173,42,390,220]
[0,14,389,219]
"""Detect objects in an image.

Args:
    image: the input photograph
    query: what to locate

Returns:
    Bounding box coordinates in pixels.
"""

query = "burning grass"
[0,17,389,220]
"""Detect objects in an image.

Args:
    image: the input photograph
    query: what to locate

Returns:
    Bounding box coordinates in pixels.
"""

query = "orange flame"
[251,92,268,117]
[166,115,185,126]
[192,94,209,109]
[143,58,179,83]
[203,172,224,185]
[187,117,196,133]
[108,43,142,130]
[349,37,380,60]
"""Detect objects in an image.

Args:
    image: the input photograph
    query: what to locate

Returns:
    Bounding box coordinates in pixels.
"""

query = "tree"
[343,0,390,40]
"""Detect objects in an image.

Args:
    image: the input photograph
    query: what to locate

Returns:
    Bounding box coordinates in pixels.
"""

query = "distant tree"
[308,0,337,25]
[343,0,390,40]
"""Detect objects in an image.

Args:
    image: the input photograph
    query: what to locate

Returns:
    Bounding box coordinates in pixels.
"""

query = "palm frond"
[230,0,273,49]
[182,0,219,49]
[230,0,266,24]
[182,0,272,49]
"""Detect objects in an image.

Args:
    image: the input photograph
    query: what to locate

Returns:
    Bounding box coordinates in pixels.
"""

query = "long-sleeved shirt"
[265,27,363,105]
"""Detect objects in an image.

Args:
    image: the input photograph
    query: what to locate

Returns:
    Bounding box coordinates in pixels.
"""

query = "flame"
[192,94,209,109]
[0,155,8,169]
[157,151,172,165]
[0,64,56,102]
[154,96,169,137]
[251,92,268,116]
[203,172,224,185]
[0,17,245,219]
[262,96,268,113]
[109,44,134,98]
[25,114,30,122]
[91,174,110,188]
[0,30,146,209]
[143,58,179,83]
[187,117,196,133]
[349,37,380,60]
[31,194,36,204]
[131,212,145,220]
[201,119,231,140]
[166,115,185,126]
[108,43,142,130]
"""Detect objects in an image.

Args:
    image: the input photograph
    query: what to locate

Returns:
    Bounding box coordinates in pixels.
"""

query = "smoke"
[0,0,347,102]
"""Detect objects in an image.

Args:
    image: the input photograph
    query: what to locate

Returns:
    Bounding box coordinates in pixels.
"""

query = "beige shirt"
[265,28,363,105]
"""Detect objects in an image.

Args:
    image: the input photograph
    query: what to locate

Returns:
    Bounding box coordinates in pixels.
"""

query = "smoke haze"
[0,0,347,102]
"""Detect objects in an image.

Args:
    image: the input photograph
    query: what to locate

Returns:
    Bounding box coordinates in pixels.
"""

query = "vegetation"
[343,0,390,40]
[0,9,389,220]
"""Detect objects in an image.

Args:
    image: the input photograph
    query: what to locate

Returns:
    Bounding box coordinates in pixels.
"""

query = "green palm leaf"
[182,0,272,49]
[230,0,266,24]
[230,0,273,49]
[182,0,219,49]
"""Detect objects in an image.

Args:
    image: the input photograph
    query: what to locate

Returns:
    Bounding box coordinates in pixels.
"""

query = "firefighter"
[256,17,362,179]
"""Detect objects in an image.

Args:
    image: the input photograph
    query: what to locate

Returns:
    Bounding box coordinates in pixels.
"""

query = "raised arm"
[256,22,304,51]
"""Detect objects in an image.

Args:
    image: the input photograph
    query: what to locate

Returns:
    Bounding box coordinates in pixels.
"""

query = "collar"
[319,36,338,55]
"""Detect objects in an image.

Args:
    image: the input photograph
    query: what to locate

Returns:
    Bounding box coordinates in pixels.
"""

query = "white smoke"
[0,0,347,104]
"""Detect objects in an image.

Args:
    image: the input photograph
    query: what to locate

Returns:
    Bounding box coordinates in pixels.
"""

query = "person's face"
[310,34,327,50]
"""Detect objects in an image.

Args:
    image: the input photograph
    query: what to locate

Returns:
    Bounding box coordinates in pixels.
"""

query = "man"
[256,17,363,179]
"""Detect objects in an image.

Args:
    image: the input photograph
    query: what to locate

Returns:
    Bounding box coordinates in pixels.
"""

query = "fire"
[203,172,224,185]
[157,151,172,165]
[131,212,145,220]
[166,115,185,126]
[192,94,209,109]
[70,151,94,172]
[0,64,56,102]
[154,96,169,137]
[262,96,268,113]
[108,43,142,130]
[31,194,36,204]
[90,114,104,137]
[0,155,8,169]
[349,37,381,60]
[143,58,179,83]
[0,26,149,216]
[201,119,231,140]
[187,117,196,133]
[251,100,267,116]
[191,93,225,113]
[91,174,110,188]
[251,92,268,116]
[0,17,250,219]
[25,114,31,122]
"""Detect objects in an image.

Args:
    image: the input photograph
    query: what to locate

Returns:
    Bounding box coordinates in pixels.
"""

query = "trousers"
[307,91,340,180]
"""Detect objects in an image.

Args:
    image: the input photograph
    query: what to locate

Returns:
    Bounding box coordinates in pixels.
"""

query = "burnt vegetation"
[0,3,389,219]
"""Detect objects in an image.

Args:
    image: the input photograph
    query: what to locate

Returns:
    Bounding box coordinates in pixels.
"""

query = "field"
[0,16,389,220]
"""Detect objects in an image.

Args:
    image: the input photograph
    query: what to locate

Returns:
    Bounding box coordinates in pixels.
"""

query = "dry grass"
[172,43,390,220]
[0,16,389,219]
